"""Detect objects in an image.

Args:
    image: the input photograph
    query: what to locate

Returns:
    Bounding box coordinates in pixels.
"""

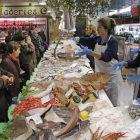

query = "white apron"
[94,36,123,106]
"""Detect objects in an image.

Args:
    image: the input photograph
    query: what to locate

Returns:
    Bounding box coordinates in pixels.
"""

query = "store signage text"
[1,7,49,16]
[131,7,138,16]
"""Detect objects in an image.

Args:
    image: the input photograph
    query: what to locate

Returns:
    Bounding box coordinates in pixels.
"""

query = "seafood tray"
[57,52,80,59]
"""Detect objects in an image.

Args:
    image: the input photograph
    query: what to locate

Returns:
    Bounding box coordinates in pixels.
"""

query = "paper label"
[41,95,50,104]
[65,87,74,97]
[26,114,42,125]
[129,118,140,135]
[69,63,77,68]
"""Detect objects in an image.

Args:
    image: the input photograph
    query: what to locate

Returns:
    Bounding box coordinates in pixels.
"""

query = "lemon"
[58,74,62,77]
[66,60,70,63]
[80,111,88,119]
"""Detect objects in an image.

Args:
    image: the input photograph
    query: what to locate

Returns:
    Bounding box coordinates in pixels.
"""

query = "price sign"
[26,114,42,125]
[41,95,50,104]
[131,4,140,17]
[129,118,140,135]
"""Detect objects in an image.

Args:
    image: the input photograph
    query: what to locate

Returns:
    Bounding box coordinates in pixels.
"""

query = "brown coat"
[0,67,14,120]
[0,54,21,97]
[24,42,37,75]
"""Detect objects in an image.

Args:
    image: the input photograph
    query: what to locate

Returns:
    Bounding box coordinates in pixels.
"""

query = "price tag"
[41,95,50,104]
[129,118,140,135]
[65,87,74,97]
[26,114,42,125]
[69,63,77,68]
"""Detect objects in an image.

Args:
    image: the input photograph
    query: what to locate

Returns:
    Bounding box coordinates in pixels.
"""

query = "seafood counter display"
[0,43,137,140]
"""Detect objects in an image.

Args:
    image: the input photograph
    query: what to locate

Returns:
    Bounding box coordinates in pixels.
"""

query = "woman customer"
[0,41,24,99]
[31,30,45,64]
[24,35,37,75]
[71,17,123,106]
[0,68,14,122]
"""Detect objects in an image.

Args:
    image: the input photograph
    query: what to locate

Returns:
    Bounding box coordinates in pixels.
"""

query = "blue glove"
[112,61,126,70]
[126,73,140,83]
[76,45,92,56]
[71,38,77,43]
[131,48,138,54]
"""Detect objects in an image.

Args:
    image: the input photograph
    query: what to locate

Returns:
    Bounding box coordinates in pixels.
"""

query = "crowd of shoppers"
[0,29,47,122]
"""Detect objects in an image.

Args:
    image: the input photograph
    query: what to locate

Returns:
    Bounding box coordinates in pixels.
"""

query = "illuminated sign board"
[131,4,140,17]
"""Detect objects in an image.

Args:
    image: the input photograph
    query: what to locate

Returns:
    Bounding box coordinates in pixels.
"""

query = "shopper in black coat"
[14,36,30,86]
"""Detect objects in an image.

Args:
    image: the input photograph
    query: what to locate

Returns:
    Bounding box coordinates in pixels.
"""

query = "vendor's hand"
[8,77,14,85]
[20,70,25,75]
[71,37,77,43]
[131,48,138,54]
[126,73,140,83]
[76,45,92,56]
[112,61,126,70]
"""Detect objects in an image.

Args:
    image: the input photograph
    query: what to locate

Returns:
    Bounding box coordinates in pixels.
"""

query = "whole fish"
[26,133,39,140]
[44,129,57,140]
[58,120,90,140]
[13,129,34,140]
[55,107,80,138]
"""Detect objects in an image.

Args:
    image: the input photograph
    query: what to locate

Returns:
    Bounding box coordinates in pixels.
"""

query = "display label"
[65,87,74,97]
[26,114,42,125]
[129,118,140,135]
[41,95,50,104]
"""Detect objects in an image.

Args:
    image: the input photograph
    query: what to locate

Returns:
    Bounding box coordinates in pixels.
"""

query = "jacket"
[0,54,19,97]
[0,67,14,120]
[24,42,37,75]
[19,45,30,82]
[79,36,119,62]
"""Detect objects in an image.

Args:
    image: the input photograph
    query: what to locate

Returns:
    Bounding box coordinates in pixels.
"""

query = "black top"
[79,36,119,62]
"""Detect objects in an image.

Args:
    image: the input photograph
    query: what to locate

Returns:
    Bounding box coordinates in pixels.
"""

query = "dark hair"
[98,17,116,35]
[7,41,21,53]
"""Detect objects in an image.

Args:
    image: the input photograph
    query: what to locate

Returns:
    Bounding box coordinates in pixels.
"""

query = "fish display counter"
[0,43,138,140]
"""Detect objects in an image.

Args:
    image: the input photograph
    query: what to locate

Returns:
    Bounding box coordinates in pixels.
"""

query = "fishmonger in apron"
[94,36,123,106]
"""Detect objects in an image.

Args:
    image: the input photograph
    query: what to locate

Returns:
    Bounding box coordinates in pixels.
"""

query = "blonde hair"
[88,24,97,36]
[98,17,116,35]
[24,35,30,42]
[7,41,21,53]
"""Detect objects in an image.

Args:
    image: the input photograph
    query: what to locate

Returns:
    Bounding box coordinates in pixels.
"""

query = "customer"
[5,31,12,44]
[0,67,14,122]
[0,41,23,99]
[24,35,37,75]
[71,17,123,107]
[31,30,45,64]
[14,36,30,85]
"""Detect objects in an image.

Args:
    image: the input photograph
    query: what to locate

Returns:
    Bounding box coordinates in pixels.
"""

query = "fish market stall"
[0,43,138,140]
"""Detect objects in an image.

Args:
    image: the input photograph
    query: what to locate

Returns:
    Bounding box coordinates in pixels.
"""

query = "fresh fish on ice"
[26,133,39,140]
[43,129,57,140]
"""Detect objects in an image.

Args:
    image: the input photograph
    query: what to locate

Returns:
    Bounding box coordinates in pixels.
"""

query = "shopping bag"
[117,80,133,106]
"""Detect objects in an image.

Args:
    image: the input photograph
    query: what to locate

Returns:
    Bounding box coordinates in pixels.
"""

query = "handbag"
[38,45,45,53]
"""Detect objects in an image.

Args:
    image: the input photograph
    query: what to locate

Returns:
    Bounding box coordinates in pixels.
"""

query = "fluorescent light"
[28,18,35,21]
[109,10,117,16]
[119,6,131,13]
[0,18,4,21]
[16,18,28,21]
[6,18,15,21]
[38,0,46,5]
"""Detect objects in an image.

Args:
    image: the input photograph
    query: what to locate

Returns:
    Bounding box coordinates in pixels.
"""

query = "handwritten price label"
[129,118,140,135]
[26,114,42,125]
[41,95,50,104]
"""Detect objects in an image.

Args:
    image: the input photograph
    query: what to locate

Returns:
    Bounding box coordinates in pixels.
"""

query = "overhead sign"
[1,6,49,16]
[131,4,140,17]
